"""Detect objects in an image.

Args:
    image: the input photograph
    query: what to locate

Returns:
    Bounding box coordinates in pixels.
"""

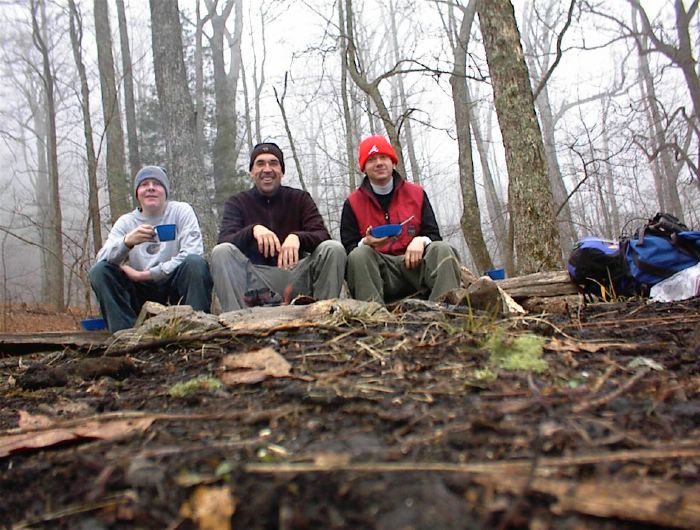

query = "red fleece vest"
[347,180,424,255]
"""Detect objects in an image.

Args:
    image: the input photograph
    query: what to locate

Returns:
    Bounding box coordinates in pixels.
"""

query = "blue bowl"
[370,224,403,238]
[81,317,106,331]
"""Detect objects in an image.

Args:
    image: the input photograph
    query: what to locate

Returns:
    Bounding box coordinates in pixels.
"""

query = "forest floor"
[0,296,699,529]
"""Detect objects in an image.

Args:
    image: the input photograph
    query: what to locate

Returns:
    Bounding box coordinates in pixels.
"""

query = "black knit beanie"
[249,142,285,174]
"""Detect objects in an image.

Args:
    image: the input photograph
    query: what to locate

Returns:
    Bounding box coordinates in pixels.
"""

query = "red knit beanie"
[358,135,398,172]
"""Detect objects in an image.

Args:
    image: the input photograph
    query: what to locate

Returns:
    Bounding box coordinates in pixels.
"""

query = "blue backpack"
[568,213,700,298]
[567,237,639,298]
[622,224,700,287]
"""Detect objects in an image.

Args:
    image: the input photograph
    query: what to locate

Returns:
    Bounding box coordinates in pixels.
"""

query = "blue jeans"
[89,255,213,333]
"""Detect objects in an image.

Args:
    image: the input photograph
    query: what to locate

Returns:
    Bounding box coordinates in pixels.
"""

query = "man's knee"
[347,244,375,266]
[89,261,119,287]
[211,242,247,269]
[318,240,346,261]
[182,254,210,274]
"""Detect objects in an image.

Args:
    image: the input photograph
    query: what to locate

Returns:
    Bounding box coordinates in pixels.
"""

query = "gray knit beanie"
[134,166,169,198]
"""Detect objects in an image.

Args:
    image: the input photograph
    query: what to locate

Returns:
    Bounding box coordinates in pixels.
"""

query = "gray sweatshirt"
[95,201,205,281]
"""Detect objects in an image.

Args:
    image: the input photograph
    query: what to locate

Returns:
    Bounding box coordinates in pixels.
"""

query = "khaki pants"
[211,240,346,312]
[346,241,461,303]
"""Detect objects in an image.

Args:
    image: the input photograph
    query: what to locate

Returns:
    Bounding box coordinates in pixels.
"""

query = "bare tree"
[339,0,358,190]
[68,0,101,254]
[149,0,216,245]
[477,0,562,273]
[115,0,141,178]
[521,0,578,256]
[631,7,685,219]
[31,0,64,309]
[203,0,243,210]
[387,0,420,184]
[274,73,308,192]
[443,0,493,273]
[94,0,130,223]
[344,0,406,175]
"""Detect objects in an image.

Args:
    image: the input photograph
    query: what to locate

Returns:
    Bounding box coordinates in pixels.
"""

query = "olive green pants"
[346,241,461,303]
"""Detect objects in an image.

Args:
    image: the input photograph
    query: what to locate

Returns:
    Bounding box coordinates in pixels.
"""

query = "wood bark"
[31,0,64,310]
[469,92,509,268]
[68,0,101,254]
[521,1,576,257]
[448,1,493,274]
[204,0,241,211]
[94,0,130,223]
[149,0,216,246]
[339,0,357,191]
[476,0,562,274]
[115,0,140,180]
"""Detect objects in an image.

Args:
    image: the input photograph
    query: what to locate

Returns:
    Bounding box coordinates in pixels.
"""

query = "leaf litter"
[1,297,700,529]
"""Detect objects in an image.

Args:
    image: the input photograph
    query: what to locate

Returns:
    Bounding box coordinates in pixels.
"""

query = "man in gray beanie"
[90,166,212,333]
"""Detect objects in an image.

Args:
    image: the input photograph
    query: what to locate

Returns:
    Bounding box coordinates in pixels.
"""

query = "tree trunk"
[449,1,493,273]
[344,0,406,176]
[274,74,307,192]
[31,0,64,310]
[149,0,216,246]
[388,0,420,185]
[469,88,508,266]
[94,0,130,223]
[632,12,684,219]
[339,0,357,191]
[68,0,101,254]
[204,0,240,212]
[194,0,206,148]
[476,0,562,274]
[115,0,141,179]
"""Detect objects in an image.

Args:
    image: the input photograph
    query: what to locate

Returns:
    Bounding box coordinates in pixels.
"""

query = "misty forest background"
[0,0,698,313]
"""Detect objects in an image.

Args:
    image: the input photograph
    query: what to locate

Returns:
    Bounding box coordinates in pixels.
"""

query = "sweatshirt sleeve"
[217,194,255,248]
[340,200,362,254]
[95,214,135,265]
[418,192,442,241]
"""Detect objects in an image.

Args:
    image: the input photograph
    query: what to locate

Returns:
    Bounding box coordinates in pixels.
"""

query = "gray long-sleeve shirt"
[95,201,205,281]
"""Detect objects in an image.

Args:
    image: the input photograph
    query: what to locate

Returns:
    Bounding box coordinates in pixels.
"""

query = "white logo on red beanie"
[368,145,379,155]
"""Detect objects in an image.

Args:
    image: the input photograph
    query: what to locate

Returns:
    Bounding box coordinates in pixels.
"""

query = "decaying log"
[0,331,108,355]
[495,270,578,299]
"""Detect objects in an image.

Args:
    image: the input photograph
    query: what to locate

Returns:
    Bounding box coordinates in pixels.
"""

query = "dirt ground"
[1,297,699,529]
[0,304,84,333]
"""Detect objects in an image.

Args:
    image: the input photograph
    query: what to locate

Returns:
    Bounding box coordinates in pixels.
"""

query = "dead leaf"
[0,416,155,458]
[221,347,291,385]
[18,410,54,430]
[180,485,236,530]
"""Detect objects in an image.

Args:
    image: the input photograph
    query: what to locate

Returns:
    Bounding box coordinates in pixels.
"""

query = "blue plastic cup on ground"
[486,268,505,280]
[155,224,177,241]
[80,317,106,331]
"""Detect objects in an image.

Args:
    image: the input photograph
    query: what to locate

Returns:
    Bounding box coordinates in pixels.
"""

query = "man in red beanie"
[340,135,462,302]
[211,142,346,311]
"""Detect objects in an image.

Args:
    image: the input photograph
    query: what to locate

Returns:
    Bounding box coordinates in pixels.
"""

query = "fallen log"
[495,270,578,299]
[0,331,108,356]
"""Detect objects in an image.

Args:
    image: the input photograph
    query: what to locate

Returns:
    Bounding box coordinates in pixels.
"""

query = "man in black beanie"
[211,142,346,311]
